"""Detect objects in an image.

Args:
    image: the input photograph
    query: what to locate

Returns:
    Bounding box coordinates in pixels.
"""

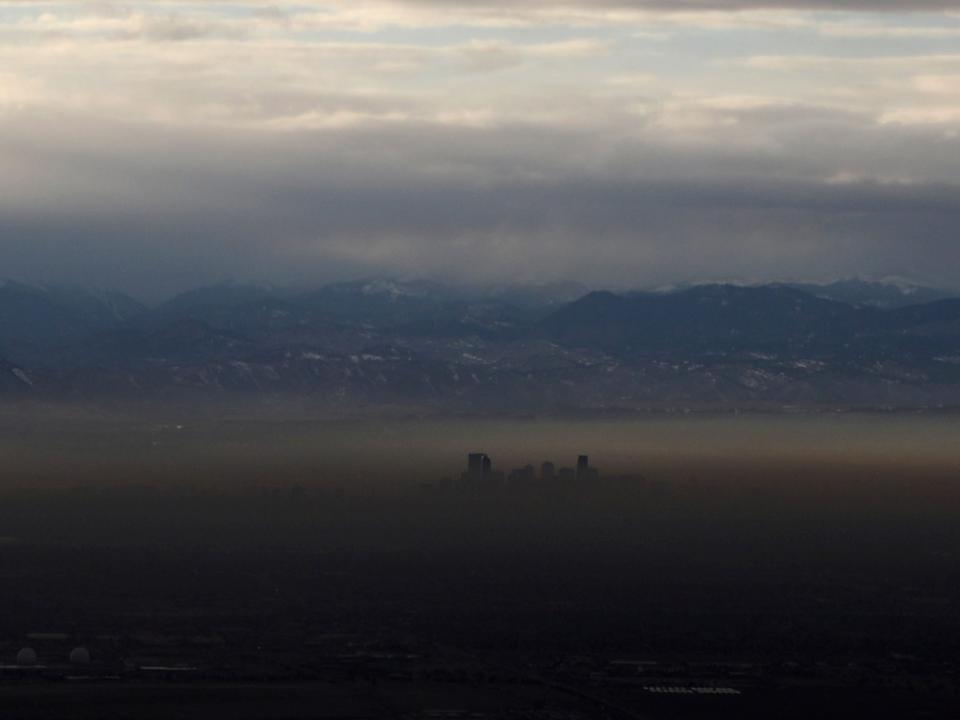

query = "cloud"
[377,0,960,8]
[3,3,957,41]
[10,1,956,14]
[1,1,960,297]
[1,101,959,300]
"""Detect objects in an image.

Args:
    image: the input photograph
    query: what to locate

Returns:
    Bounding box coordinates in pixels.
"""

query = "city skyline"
[459,452,600,485]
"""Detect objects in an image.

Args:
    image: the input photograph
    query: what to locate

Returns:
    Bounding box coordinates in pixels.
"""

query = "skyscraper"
[541,461,556,482]
[576,455,589,482]
[466,453,492,484]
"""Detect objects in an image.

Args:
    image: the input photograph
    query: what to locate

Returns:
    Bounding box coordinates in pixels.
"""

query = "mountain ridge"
[3,278,960,410]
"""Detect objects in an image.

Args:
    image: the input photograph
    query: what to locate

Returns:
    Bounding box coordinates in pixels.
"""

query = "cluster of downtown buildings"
[461,453,600,487]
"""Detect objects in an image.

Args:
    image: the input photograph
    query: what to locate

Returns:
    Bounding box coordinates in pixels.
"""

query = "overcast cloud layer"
[3,2,960,299]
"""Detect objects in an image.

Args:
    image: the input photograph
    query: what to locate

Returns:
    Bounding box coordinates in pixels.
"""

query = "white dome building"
[16,647,38,667]
[69,647,91,665]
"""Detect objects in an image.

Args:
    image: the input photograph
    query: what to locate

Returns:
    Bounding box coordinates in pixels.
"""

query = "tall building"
[466,453,492,484]
[508,464,536,484]
[541,461,556,482]
[576,455,589,482]
[575,455,599,482]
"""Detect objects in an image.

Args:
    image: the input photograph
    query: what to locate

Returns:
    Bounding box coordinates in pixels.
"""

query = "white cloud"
[2,1,960,292]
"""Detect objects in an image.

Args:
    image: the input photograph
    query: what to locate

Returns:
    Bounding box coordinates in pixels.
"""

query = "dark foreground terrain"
[1,412,959,718]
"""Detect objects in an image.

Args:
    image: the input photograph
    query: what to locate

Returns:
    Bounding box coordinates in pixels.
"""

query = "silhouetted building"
[462,453,597,488]
[508,465,536,484]
[464,453,492,485]
[576,455,589,481]
[576,455,599,482]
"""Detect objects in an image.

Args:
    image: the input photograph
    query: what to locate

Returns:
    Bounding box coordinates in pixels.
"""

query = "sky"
[3,1,960,300]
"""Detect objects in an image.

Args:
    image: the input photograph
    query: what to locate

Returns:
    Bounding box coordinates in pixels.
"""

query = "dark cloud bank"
[2,104,959,301]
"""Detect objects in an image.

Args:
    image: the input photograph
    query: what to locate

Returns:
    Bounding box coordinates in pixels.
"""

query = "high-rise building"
[466,453,492,484]
[575,455,599,482]
[541,461,556,482]
[576,455,589,481]
[508,464,536,484]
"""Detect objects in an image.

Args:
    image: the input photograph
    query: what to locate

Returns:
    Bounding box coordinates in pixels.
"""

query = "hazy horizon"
[2,410,957,490]
[3,272,958,307]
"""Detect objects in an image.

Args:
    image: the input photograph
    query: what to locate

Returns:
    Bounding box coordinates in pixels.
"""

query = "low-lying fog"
[0,407,957,550]
[2,407,959,668]
[1,409,958,489]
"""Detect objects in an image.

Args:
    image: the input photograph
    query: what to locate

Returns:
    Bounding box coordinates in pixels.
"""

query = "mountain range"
[2,277,960,411]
